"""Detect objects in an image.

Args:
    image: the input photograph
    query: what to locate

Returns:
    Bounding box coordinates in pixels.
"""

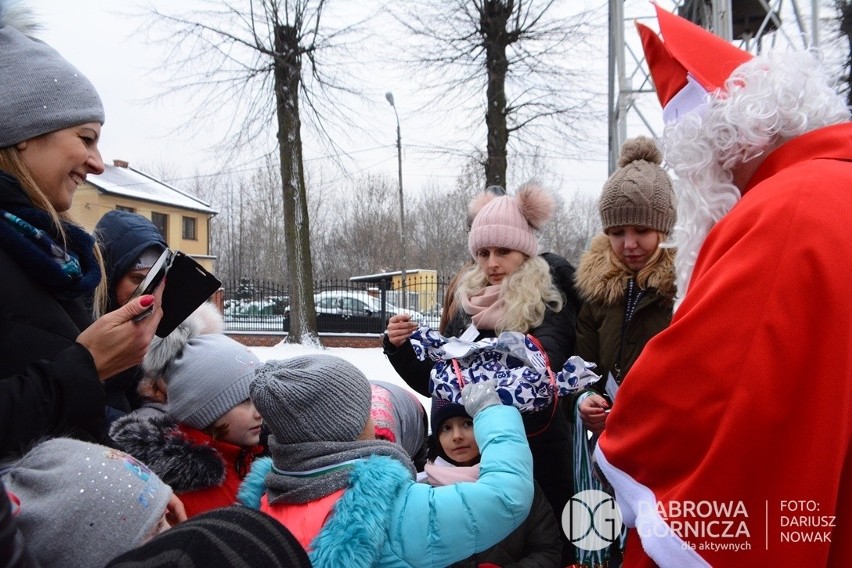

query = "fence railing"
[222,275,450,334]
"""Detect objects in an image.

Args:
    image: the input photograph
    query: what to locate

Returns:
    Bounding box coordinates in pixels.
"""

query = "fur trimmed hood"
[575,233,676,306]
[240,455,413,568]
[137,302,223,403]
[109,413,225,493]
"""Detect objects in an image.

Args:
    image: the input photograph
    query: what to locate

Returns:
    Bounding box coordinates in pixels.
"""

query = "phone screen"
[129,248,172,300]
[155,252,221,337]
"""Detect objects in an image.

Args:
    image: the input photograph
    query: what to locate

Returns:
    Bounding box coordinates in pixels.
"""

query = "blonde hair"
[0,145,108,317]
[456,255,563,334]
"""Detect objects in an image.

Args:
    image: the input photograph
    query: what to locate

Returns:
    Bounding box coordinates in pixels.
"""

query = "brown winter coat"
[574,234,676,388]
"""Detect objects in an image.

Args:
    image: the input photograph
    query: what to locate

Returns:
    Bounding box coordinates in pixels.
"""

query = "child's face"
[438,416,479,466]
[143,510,172,543]
[214,399,263,446]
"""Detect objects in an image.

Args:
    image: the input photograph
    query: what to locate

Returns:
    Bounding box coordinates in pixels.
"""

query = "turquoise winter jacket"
[239,404,534,568]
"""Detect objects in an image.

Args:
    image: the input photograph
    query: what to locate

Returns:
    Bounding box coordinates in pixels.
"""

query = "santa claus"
[595,4,852,567]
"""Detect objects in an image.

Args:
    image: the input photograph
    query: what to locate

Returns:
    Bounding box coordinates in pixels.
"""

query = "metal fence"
[222,275,450,333]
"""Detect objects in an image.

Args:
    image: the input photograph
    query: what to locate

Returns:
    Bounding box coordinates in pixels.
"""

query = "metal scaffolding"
[608,0,824,173]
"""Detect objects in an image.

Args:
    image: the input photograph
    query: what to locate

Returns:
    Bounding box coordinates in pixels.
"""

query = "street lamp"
[385,91,407,308]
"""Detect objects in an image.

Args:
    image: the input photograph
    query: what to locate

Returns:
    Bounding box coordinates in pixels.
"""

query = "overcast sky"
[24,0,833,204]
[26,0,631,203]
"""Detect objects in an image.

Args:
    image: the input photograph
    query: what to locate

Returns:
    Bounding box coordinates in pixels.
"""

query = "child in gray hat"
[110,304,265,519]
[2,438,175,568]
[238,354,534,568]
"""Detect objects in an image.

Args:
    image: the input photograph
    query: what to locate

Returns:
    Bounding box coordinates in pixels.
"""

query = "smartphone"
[601,393,614,413]
[155,252,221,337]
[129,248,172,301]
[130,249,172,323]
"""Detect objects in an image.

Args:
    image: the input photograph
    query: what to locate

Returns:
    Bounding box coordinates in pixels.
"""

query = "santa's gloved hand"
[461,381,501,418]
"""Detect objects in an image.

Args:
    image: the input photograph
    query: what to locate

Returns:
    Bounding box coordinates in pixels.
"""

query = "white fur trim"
[593,445,710,567]
[142,302,224,377]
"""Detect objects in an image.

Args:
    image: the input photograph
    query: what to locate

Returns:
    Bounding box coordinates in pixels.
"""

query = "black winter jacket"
[448,482,562,568]
[0,173,106,459]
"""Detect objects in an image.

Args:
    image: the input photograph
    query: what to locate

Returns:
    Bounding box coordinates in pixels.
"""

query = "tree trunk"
[840,1,852,108]
[482,0,511,188]
[274,23,318,343]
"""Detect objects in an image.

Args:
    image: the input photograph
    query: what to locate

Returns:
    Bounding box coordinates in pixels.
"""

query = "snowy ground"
[247,341,431,415]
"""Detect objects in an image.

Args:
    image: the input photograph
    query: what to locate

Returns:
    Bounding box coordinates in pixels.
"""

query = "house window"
[182,216,197,240]
[151,212,168,240]
[115,205,135,213]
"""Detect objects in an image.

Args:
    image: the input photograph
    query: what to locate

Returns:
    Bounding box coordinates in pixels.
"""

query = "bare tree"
[313,174,406,279]
[832,0,852,107]
[393,0,605,189]
[143,0,370,343]
[540,190,600,266]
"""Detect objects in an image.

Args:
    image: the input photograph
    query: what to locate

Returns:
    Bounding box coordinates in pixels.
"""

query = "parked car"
[280,290,423,333]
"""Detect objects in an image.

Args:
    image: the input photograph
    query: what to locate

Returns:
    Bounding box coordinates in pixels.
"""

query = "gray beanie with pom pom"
[598,136,676,234]
[141,303,260,430]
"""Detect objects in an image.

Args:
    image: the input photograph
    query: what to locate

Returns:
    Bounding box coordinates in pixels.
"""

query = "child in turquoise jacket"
[238,354,534,568]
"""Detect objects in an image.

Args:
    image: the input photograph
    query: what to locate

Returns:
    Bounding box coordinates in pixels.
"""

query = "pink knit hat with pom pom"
[467,182,554,258]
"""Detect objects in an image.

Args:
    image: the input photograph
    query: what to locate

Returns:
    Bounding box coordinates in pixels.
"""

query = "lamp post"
[385,91,407,308]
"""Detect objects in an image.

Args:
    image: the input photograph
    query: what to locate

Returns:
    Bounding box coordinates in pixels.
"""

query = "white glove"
[461,381,502,418]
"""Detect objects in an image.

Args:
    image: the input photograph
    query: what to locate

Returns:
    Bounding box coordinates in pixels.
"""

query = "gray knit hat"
[165,334,262,430]
[251,355,373,444]
[2,438,173,568]
[0,5,105,147]
[598,136,675,234]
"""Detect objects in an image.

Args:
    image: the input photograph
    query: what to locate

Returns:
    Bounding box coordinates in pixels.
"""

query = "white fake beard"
[664,120,741,310]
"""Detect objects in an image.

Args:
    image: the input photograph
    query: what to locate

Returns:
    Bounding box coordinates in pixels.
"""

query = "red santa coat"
[596,122,852,567]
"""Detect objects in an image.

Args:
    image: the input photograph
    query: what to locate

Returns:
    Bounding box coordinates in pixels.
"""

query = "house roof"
[86,163,217,215]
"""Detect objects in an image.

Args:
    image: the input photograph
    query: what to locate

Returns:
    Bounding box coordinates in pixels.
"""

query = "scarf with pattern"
[0,206,100,298]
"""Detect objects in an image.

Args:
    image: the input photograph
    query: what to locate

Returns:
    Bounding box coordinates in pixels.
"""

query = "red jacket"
[177,426,263,518]
[598,123,852,567]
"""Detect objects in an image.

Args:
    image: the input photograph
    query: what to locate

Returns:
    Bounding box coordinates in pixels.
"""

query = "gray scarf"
[265,436,416,504]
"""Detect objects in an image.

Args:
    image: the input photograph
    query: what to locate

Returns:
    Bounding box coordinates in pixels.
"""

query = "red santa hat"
[636,3,752,123]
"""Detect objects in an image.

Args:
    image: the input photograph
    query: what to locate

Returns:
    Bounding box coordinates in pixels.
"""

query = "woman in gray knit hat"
[0,1,163,459]
[570,135,677,567]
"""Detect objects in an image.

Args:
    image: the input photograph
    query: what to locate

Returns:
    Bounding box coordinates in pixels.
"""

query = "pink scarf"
[422,457,481,486]
[460,284,504,330]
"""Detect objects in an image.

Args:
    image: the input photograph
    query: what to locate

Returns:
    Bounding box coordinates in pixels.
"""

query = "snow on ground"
[248,341,431,415]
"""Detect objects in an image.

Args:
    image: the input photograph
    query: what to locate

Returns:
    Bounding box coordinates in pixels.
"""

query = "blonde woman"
[385,182,577,564]
[0,11,162,458]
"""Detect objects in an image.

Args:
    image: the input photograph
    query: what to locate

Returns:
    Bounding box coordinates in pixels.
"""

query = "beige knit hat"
[598,136,675,234]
